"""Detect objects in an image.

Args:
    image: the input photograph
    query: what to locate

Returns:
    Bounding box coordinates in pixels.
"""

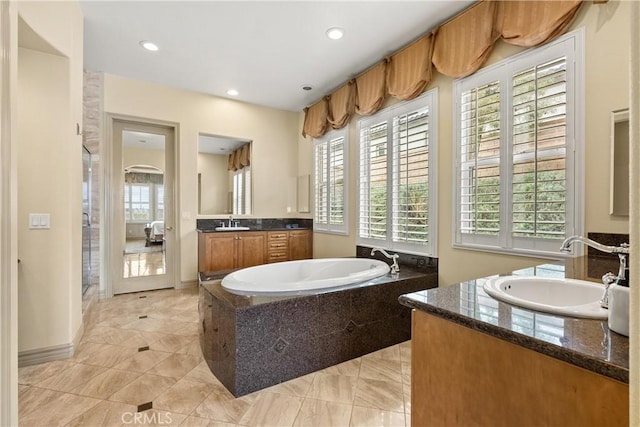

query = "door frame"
[0,1,17,424]
[104,113,180,297]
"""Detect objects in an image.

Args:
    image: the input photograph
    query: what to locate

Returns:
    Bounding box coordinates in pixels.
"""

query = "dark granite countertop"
[197,227,312,233]
[399,257,629,383]
[202,267,433,310]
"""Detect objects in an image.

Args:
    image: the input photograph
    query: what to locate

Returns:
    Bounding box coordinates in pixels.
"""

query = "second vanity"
[196,218,313,273]
[400,257,629,427]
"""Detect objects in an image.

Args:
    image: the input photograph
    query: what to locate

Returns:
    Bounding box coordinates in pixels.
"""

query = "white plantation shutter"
[244,167,251,215]
[459,81,502,239]
[329,137,345,225]
[392,108,430,245]
[454,30,583,257]
[358,89,437,256]
[511,57,567,239]
[314,143,328,225]
[358,120,388,241]
[232,167,251,215]
[313,130,348,234]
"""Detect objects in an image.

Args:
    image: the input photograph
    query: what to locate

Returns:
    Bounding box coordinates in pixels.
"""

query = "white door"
[111,120,176,294]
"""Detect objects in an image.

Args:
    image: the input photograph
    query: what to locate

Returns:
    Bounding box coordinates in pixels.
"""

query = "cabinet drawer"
[268,232,288,241]
[267,251,288,263]
[268,241,289,251]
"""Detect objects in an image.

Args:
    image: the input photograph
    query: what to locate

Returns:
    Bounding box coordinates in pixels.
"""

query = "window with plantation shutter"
[454,29,583,257]
[313,129,348,234]
[232,166,251,215]
[358,89,437,256]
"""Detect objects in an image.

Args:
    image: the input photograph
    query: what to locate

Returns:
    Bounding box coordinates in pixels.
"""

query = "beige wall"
[103,75,300,282]
[197,152,229,215]
[123,146,165,171]
[17,2,83,353]
[301,1,631,286]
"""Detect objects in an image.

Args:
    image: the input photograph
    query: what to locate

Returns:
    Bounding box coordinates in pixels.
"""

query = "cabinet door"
[237,232,267,268]
[289,230,312,260]
[199,233,236,272]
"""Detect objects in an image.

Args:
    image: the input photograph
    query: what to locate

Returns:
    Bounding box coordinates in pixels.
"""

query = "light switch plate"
[29,213,50,229]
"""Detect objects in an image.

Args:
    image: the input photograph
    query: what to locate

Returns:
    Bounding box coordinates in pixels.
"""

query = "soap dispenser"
[608,253,629,337]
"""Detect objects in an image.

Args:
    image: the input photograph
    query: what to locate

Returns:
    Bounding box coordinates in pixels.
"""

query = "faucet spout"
[559,236,629,255]
[371,248,400,273]
[560,235,630,308]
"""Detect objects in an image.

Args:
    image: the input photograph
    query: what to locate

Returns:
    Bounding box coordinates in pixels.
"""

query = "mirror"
[198,133,252,215]
[610,109,629,216]
[122,130,166,278]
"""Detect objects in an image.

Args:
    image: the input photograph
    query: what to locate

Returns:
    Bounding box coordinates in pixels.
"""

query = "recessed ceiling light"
[326,27,344,40]
[226,89,239,96]
[140,41,159,52]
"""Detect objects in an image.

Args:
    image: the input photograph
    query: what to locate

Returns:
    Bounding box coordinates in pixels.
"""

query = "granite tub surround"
[199,268,436,396]
[399,258,629,383]
[197,218,313,232]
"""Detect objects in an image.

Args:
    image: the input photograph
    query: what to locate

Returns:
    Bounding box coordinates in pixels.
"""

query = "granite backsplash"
[197,218,313,231]
[586,232,629,280]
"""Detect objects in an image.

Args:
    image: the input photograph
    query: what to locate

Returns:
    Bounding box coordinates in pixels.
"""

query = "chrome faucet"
[560,236,630,308]
[227,215,233,227]
[371,248,400,273]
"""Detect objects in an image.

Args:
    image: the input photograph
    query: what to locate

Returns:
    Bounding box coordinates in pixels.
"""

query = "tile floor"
[123,251,165,278]
[19,287,412,426]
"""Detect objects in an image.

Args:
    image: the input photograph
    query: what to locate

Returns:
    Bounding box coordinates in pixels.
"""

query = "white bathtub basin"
[222,258,391,296]
[482,276,607,319]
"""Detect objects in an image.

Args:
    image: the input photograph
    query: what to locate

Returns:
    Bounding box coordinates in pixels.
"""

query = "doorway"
[109,118,178,294]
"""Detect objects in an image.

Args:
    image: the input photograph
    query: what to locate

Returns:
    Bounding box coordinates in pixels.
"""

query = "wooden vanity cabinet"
[198,229,313,272]
[198,231,267,272]
[411,310,629,427]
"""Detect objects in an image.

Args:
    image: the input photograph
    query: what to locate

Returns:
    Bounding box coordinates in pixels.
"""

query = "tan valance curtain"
[227,143,251,171]
[328,80,356,129]
[387,35,434,101]
[355,61,387,116]
[302,97,329,138]
[432,0,499,78]
[496,1,583,47]
[301,0,596,129]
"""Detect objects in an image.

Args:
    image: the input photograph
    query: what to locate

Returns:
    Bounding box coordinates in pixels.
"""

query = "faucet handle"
[602,272,617,286]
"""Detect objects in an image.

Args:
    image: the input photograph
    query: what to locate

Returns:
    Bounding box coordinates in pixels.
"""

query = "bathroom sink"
[214,226,251,231]
[482,276,608,319]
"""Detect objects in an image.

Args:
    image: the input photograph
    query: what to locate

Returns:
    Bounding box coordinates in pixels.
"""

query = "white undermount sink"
[482,276,608,319]
[214,226,251,231]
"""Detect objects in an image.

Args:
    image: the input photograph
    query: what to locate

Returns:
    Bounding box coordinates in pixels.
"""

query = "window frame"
[356,88,438,256]
[453,29,585,258]
[313,128,349,235]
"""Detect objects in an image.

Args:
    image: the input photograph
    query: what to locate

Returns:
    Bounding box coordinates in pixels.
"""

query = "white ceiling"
[199,134,251,155]
[123,130,165,150]
[81,1,474,112]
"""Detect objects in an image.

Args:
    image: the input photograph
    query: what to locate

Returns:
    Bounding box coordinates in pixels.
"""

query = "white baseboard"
[18,343,74,367]
[177,280,197,289]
